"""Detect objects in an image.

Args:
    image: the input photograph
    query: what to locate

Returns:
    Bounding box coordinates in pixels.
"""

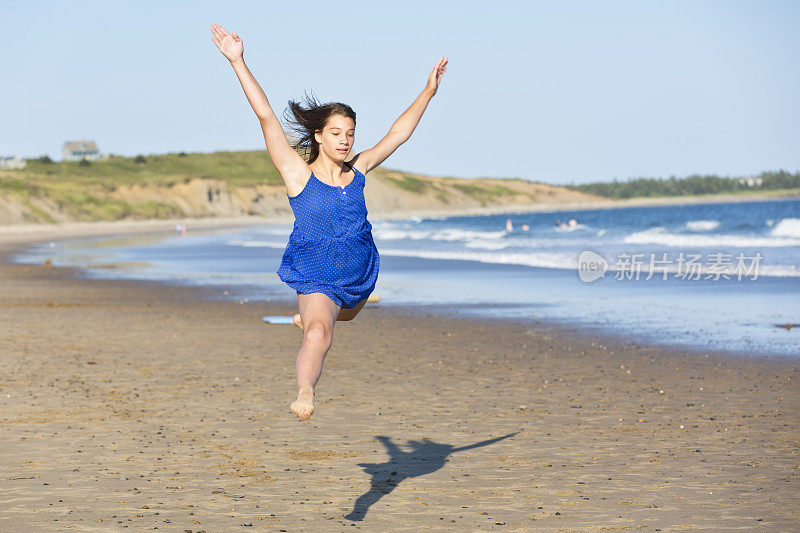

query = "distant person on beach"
[211,24,447,420]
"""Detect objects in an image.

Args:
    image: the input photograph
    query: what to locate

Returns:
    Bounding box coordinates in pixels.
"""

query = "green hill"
[565,170,800,199]
[14,150,286,187]
[0,150,602,223]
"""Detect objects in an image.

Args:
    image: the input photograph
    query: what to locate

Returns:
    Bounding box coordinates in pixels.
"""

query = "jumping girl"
[210,24,447,419]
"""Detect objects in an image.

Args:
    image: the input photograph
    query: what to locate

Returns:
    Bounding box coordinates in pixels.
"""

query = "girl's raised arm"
[356,57,448,175]
[210,24,308,190]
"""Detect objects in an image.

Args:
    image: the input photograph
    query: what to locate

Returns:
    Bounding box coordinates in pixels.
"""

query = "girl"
[211,23,447,419]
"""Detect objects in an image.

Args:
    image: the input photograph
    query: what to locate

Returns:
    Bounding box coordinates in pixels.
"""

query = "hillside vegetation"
[0,150,603,224]
[566,170,800,199]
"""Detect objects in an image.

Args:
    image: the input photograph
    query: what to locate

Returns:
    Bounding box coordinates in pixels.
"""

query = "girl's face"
[315,115,355,162]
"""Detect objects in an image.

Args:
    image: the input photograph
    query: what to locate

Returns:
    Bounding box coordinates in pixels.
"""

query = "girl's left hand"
[426,57,448,95]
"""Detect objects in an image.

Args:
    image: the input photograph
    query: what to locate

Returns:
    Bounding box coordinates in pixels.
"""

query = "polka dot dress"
[277,162,380,309]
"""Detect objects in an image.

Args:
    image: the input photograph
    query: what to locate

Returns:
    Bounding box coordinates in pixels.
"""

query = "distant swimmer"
[506,218,513,231]
[569,218,577,227]
[521,224,530,231]
[212,23,448,420]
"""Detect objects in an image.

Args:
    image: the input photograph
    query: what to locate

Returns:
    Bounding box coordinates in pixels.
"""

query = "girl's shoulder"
[346,157,369,177]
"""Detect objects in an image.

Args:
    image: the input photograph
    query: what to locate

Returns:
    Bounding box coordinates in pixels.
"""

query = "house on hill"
[0,155,27,169]
[62,140,106,161]
[737,176,763,188]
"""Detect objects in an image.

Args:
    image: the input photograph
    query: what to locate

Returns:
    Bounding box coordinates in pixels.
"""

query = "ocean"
[12,197,800,357]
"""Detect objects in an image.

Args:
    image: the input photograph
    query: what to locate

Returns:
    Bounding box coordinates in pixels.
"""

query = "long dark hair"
[283,89,356,164]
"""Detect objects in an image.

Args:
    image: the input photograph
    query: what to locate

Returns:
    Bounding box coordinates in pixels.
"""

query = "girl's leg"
[290,292,341,419]
[292,296,368,331]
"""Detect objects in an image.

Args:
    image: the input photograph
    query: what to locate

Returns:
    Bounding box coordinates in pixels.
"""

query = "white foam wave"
[755,264,800,277]
[771,218,800,238]
[607,260,798,279]
[464,240,510,250]
[225,239,286,249]
[252,227,292,235]
[379,248,576,270]
[555,223,589,232]
[686,220,720,231]
[381,247,798,277]
[407,215,445,222]
[624,227,800,248]
[372,227,508,242]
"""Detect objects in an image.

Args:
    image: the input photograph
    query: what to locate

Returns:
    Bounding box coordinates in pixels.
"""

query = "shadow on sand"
[344,432,519,521]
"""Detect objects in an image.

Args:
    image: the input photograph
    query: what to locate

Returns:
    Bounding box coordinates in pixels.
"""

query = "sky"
[2,0,798,185]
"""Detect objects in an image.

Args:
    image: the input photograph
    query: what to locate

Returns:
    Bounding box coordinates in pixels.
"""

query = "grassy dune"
[0,150,591,223]
[1,151,282,221]
[2,151,795,224]
[13,151,285,187]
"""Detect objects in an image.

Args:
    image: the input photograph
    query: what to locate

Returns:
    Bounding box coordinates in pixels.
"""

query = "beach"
[1,227,799,531]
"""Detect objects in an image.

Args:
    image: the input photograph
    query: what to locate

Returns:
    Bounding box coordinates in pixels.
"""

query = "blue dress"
[277,162,380,309]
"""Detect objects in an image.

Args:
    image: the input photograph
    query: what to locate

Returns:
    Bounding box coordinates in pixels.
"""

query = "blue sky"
[3,0,798,185]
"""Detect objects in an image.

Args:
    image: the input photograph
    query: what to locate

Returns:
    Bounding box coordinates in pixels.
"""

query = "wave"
[554,223,589,232]
[379,248,576,270]
[377,248,799,277]
[371,227,508,242]
[464,239,510,250]
[771,218,800,238]
[686,220,720,231]
[405,215,446,223]
[253,226,292,235]
[225,239,286,249]
[624,227,800,248]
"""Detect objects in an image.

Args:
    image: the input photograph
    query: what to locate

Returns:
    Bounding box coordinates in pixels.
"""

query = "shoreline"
[4,210,797,364]
[374,189,800,220]
[9,230,792,365]
[0,215,286,244]
[0,189,797,238]
[0,230,798,529]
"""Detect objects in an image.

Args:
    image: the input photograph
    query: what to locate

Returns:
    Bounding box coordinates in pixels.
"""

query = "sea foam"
[771,218,800,238]
[624,227,800,248]
[686,220,720,231]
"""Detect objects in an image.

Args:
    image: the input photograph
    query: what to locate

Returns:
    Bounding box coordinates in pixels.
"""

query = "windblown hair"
[283,89,356,164]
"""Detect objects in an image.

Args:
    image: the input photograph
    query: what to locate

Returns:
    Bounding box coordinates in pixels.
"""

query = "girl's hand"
[426,57,448,96]
[210,23,243,63]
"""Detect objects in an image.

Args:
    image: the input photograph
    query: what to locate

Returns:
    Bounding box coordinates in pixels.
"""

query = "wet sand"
[1,231,798,531]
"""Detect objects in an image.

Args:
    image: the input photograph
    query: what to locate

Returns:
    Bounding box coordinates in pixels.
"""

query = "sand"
[1,228,798,531]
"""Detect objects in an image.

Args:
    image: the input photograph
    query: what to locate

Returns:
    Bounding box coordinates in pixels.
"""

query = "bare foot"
[292,313,304,331]
[290,386,315,419]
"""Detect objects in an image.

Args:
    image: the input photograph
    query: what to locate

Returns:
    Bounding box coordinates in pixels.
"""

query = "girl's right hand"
[210,23,243,63]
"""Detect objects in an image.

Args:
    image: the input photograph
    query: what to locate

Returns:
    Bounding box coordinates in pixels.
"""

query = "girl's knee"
[304,321,333,345]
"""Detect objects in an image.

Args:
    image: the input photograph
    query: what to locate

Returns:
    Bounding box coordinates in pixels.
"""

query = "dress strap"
[346,161,364,181]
